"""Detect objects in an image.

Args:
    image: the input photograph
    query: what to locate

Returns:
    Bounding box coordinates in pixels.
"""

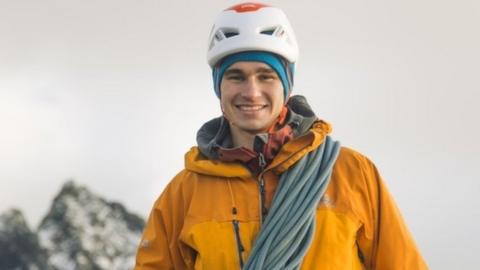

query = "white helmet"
[207,2,299,68]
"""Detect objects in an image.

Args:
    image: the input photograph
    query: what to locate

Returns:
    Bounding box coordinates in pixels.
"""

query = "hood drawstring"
[227,179,237,212]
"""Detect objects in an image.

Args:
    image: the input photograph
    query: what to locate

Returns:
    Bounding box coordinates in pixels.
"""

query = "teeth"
[238,105,264,111]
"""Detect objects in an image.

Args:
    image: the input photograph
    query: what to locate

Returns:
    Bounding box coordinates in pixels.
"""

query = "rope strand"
[243,136,340,270]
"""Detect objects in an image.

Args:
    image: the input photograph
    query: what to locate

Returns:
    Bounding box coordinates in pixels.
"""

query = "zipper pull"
[259,178,268,221]
[233,220,245,251]
[258,153,266,170]
[232,219,245,268]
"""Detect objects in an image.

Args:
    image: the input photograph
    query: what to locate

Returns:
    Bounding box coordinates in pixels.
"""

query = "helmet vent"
[260,26,285,38]
[224,31,239,38]
[221,28,239,39]
[214,28,239,42]
[260,29,275,35]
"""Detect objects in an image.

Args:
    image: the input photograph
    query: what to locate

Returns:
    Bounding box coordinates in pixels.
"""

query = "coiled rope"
[243,136,341,270]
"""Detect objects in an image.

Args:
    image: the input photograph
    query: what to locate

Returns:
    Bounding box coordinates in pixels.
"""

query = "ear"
[220,100,228,118]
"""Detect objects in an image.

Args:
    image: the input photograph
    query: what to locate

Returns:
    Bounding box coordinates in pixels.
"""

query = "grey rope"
[243,136,341,270]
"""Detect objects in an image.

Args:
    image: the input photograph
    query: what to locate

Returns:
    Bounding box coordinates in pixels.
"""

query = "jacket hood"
[196,95,317,160]
[189,95,332,178]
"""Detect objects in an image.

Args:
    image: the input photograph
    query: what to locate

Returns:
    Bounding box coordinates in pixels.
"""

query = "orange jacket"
[135,121,428,269]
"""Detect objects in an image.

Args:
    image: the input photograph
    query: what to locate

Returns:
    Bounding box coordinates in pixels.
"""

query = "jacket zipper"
[258,153,267,225]
[231,153,267,269]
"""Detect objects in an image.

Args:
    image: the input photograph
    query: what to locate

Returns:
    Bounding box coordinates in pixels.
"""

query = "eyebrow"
[224,67,276,76]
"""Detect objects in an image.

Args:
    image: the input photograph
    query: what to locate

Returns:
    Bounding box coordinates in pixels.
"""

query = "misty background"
[1,0,479,269]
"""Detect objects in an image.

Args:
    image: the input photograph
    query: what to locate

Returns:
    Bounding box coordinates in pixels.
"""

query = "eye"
[226,74,244,81]
[259,74,276,81]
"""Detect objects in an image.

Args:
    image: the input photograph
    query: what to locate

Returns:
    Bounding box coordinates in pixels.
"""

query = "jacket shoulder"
[152,169,196,209]
[334,146,376,173]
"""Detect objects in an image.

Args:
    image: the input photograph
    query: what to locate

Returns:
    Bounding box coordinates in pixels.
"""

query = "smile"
[235,105,267,111]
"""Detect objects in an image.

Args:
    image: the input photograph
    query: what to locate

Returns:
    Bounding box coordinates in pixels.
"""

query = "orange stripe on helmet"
[225,2,271,13]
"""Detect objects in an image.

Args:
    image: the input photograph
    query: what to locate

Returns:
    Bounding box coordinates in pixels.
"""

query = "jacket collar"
[197,95,318,159]
[191,95,331,178]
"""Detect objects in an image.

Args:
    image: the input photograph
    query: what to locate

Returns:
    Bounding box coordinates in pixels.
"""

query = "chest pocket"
[300,209,365,270]
[180,220,260,270]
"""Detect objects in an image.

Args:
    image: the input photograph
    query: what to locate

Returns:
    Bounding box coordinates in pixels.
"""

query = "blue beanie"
[212,51,294,102]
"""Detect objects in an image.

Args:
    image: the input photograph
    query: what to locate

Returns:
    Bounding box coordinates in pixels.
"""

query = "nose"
[241,76,262,99]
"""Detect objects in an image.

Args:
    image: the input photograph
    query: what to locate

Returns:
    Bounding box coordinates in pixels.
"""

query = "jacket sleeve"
[134,201,174,270]
[356,156,429,270]
[134,175,194,270]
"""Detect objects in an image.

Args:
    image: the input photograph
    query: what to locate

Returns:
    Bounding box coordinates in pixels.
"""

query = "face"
[220,61,284,134]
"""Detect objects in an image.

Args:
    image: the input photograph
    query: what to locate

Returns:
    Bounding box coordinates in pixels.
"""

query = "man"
[135,2,428,269]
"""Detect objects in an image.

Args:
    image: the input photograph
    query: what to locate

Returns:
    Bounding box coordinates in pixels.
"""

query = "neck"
[229,124,258,150]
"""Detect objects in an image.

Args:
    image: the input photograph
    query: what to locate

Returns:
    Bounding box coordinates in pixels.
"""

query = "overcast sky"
[1,0,479,269]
